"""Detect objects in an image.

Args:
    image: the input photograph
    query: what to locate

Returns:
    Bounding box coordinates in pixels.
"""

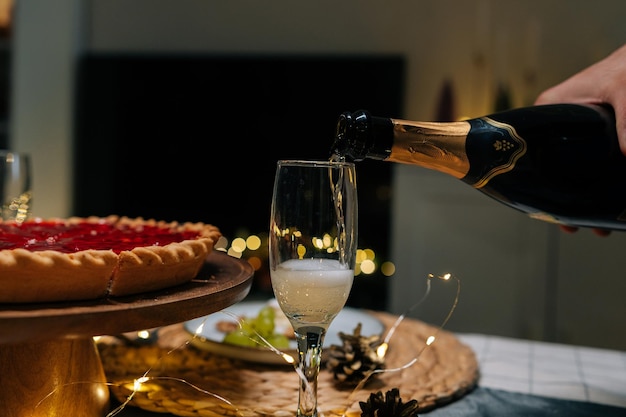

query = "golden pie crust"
[0,216,222,304]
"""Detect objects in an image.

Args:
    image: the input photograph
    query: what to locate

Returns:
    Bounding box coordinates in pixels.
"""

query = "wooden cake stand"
[0,251,254,417]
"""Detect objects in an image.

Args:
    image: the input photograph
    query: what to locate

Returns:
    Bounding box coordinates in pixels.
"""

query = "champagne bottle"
[331,103,626,231]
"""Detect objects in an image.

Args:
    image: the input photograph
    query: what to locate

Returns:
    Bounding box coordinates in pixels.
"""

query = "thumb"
[614,103,626,156]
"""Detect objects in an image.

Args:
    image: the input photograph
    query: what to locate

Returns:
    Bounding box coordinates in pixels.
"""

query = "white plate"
[184,300,384,365]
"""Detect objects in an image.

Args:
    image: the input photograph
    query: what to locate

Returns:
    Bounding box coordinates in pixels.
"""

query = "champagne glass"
[269,159,358,417]
[0,150,32,223]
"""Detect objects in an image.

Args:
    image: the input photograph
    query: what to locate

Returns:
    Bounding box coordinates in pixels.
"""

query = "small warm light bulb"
[195,323,205,335]
[376,342,389,358]
[137,330,151,340]
[94,383,109,402]
[134,376,149,392]
[428,272,452,281]
[426,335,436,345]
[281,353,296,364]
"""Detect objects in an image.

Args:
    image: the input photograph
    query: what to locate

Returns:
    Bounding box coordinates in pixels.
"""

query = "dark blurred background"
[72,54,405,310]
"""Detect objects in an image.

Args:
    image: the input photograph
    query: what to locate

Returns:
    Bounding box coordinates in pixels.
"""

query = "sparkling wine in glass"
[269,159,358,417]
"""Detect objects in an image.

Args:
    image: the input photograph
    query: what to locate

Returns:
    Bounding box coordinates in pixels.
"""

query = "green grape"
[254,316,275,338]
[223,329,256,347]
[222,305,289,350]
[266,334,290,349]
[253,306,276,337]
[257,305,275,321]
[240,319,255,335]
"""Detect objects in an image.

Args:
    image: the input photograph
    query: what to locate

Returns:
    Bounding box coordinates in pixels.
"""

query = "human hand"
[536,44,626,237]
[535,43,626,156]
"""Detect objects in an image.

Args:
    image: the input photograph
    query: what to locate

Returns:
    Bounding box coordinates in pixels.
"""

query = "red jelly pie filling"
[0,216,222,304]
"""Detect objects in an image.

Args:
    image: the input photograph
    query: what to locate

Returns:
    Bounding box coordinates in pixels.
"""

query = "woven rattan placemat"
[98,311,479,416]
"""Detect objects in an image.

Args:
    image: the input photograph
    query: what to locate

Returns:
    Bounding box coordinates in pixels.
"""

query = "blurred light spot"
[381,261,396,276]
[297,244,306,259]
[247,256,262,271]
[360,259,376,274]
[312,237,323,249]
[246,235,261,250]
[215,236,229,250]
[231,237,247,253]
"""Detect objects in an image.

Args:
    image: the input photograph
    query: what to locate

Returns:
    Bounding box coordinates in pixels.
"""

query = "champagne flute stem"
[294,326,326,417]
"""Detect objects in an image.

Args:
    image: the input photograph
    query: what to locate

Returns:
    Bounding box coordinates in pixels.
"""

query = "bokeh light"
[222,232,395,278]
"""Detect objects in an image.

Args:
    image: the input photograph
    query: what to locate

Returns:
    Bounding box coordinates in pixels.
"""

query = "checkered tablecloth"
[457,333,626,408]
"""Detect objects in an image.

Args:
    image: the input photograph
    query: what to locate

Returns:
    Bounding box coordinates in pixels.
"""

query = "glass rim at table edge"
[276,159,355,168]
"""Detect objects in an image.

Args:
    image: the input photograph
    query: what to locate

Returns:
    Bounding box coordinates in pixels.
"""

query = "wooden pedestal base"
[0,338,110,417]
[0,253,255,417]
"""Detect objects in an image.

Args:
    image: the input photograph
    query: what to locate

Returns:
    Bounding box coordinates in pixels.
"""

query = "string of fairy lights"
[85,271,461,417]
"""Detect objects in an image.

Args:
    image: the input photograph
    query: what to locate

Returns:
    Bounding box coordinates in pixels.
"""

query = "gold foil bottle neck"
[386,119,471,179]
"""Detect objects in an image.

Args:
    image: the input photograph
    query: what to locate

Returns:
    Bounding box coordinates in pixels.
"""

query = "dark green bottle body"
[333,104,626,231]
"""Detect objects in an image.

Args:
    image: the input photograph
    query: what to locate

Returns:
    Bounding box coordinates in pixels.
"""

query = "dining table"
[425,333,626,416]
[98,309,626,417]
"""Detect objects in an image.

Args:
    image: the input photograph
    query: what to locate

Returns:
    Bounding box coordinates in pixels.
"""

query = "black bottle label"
[464,117,527,188]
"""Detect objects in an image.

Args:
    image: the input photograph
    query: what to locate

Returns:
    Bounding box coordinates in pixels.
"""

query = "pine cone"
[325,322,385,385]
[359,388,419,417]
